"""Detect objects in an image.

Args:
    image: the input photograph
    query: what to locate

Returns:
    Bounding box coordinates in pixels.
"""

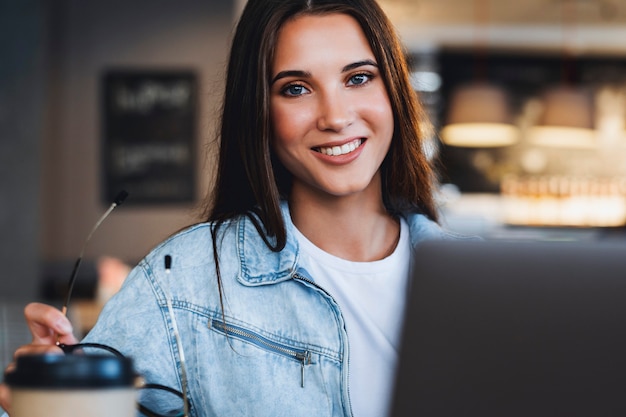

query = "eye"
[347,73,372,86]
[281,83,310,97]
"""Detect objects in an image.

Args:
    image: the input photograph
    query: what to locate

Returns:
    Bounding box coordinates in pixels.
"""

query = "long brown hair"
[205,0,439,254]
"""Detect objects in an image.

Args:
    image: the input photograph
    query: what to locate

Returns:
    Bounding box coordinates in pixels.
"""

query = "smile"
[314,138,364,156]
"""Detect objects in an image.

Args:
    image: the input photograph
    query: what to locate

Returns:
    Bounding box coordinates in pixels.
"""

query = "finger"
[24,302,75,344]
[14,343,64,359]
[4,360,16,375]
[0,383,11,415]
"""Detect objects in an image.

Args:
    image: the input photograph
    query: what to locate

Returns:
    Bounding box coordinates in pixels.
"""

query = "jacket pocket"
[210,319,312,387]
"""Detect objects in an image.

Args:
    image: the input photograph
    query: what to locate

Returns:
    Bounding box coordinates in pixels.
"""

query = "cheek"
[271,103,313,148]
[366,93,394,137]
[270,106,299,168]
[271,107,292,148]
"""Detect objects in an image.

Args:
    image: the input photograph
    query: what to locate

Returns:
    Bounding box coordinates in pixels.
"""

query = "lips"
[314,138,364,156]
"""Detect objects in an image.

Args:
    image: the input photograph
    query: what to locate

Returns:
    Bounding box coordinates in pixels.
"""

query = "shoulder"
[137,212,294,283]
[403,212,481,246]
[138,218,242,273]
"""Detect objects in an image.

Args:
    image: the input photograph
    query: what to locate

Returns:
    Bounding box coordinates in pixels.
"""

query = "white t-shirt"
[293,218,412,417]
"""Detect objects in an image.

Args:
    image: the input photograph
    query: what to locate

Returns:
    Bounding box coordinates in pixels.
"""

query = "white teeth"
[318,139,362,156]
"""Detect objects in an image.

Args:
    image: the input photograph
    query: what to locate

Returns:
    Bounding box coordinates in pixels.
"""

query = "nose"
[316,89,354,132]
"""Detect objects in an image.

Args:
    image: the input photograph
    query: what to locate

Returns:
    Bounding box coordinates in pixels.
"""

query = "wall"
[0,3,234,398]
[40,0,234,270]
[0,1,46,301]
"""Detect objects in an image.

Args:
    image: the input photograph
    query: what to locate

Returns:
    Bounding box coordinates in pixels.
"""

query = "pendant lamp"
[528,85,595,148]
[440,83,519,147]
[529,0,595,149]
[439,0,519,148]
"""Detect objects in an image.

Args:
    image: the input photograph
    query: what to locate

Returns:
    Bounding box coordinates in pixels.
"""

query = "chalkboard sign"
[102,70,197,204]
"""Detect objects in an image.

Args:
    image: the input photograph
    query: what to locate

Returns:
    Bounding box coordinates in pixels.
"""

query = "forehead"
[272,13,374,71]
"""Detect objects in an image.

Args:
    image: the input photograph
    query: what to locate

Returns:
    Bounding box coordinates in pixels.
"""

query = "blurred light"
[410,70,442,92]
[528,86,595,148]
[441,83,519,147]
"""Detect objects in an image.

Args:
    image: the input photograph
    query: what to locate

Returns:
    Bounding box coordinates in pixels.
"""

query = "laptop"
[390,239,626,417]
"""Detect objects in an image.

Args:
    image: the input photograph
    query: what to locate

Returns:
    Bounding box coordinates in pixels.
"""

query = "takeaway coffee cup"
[4,354,137,417]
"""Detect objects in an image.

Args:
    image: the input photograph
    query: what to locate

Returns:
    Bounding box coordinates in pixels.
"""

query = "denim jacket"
[82,203,466,417]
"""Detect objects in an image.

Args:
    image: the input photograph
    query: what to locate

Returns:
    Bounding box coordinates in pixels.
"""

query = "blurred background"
[2,0,626,381]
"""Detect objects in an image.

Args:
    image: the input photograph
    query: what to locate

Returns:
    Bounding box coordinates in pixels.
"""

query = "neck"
[288,181,400,262]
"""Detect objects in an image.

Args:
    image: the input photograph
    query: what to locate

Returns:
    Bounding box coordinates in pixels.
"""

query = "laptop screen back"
[390,239,626,417]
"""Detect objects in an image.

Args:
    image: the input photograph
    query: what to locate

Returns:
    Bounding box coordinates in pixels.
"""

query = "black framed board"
[102,70,197,205]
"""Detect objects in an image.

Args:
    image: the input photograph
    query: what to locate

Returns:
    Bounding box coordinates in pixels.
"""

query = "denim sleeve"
[81,260,183,400]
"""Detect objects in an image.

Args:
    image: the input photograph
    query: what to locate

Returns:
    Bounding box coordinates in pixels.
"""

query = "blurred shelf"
[440,192,626,243]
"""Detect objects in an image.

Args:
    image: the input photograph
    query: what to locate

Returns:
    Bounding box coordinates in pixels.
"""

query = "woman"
[1,0,466,416]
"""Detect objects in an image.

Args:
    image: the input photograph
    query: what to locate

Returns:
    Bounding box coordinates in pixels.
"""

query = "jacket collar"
[237,201,453,286]
[237,201,300,286]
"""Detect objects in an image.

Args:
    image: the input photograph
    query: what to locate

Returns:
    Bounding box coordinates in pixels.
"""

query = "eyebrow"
[271,70,311,85]
[342,59,378,73]
[271,59,378,85]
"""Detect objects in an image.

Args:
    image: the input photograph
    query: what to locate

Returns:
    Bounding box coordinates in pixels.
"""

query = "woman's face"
[270,13,394,200]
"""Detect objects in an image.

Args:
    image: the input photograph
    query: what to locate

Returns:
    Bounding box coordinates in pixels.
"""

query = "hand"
[0,302,78,415]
